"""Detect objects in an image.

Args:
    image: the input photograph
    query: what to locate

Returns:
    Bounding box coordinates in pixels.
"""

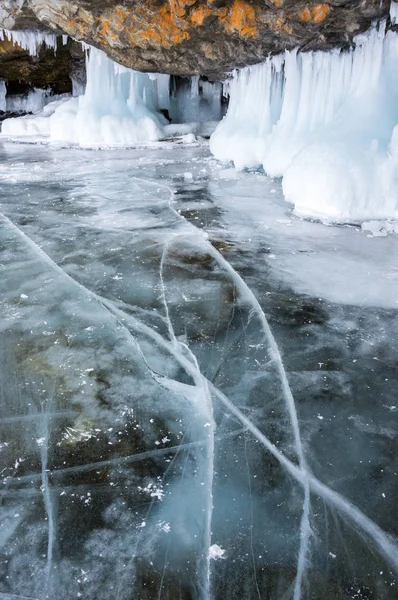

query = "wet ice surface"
[0,142,397,600]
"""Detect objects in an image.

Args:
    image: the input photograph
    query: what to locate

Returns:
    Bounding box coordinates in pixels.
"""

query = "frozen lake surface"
[0,141,398,600]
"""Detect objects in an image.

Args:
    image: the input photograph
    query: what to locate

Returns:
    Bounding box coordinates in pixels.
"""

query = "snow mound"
[210,23,398,222]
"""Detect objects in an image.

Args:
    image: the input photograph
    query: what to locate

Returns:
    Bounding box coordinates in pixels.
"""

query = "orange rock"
[311,3,330,24]
[297,4,330,24]
[297,7,312,22]
[169,0,196,19]
[127,4,191,49]
[219,0,258,38]
[190,6,212,26]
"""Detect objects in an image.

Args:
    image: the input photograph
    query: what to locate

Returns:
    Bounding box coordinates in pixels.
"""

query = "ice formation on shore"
[390,0,398,25]
[3,21,398,220]
[6,88,67,113]
[210,21,398,221]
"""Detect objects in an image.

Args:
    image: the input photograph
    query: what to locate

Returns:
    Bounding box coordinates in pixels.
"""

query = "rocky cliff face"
[0,0,390,78]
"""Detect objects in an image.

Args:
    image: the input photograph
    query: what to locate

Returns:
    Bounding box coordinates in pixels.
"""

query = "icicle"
[154,74,171,112]
[0,80,6,112]
[0,29,57,56]
[190,75,200,98]
[62,34,68,45]
[72,75,85,98]
[201,80,223,120]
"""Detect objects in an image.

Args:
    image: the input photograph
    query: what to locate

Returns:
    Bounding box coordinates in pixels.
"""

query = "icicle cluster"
[0,29,57,55]
[1,38,225,146]
[210,22,398,221]
[169,77,223,123]
[52,47,171,146]
[2,47,172,146]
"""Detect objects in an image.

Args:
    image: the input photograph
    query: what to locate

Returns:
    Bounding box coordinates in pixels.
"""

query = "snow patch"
[361,220,398,236]
[2,98,67,137]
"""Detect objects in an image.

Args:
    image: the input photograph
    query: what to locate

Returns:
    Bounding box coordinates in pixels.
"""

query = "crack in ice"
[159,239,215,599]
[3,429,244,487]
[36,385,57,598]
[132,175,313,597]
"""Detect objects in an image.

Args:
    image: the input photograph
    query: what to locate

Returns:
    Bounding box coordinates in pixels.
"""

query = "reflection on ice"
[0,143,398,599]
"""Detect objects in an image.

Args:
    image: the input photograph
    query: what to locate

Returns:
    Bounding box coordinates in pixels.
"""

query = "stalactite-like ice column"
[169,76,224,123]
[210,21,398,221]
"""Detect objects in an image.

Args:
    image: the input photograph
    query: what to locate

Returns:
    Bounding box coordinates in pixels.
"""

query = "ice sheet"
[0,142,397,600]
